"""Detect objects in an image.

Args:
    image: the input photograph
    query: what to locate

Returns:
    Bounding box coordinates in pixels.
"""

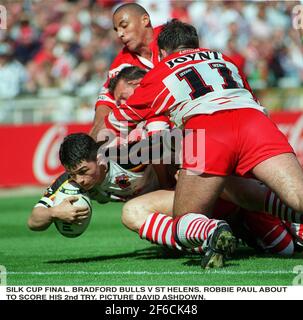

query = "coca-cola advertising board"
[270,111,303,165]
[0,123,90,187]
[0,112,303,187]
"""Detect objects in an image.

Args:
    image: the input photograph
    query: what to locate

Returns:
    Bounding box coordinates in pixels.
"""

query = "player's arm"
[89,73,119,141]
[89,104,112,141]
[90,56,135,141]
[28,173,89,231]
[28,197,89,231]
[28,206,55,231]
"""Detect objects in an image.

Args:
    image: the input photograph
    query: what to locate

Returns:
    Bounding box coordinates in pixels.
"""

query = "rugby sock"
[172,213,218,249]
[264,191,303,223]
[264,226,294,256]
[256,223,294,256]
[139,212,203,253]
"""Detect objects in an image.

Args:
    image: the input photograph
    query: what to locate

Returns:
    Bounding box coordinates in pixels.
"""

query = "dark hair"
[108,66,147,95]
[59,133,98,169]
[113,3,149,17]
[158,19,199,54]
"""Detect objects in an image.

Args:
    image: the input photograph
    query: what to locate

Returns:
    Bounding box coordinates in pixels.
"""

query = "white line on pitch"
[4,270,294,275]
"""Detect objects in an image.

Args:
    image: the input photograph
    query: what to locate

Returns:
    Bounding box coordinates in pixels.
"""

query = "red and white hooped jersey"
[111,48,266,130]
[95,26,163,110]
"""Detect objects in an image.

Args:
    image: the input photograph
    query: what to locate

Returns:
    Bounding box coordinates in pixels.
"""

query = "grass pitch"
[0,194,302,286]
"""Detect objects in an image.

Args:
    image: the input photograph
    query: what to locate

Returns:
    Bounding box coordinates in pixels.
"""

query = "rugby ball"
[53,181,92,238]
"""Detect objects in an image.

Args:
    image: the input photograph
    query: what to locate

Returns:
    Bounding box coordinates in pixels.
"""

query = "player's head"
[109,66,147,105]
[158,19,199,57]
[59,133,106,190]
[113,3,151,52]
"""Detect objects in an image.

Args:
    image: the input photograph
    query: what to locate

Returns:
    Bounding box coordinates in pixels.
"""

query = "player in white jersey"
[28,133,159,231]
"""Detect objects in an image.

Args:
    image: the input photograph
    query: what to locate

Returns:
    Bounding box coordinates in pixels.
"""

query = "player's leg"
[122,190,174,232]
[173,171,236,268]
[223,177,266,212]
[173,111,237,217]
[251,153,303,223]
[235,109,303,223]
[173,171,226,216]
[240,210,295,256]
[224,175,303,224]
[122,190,204,254]
[122,190,185,251]
[172,113,239,267]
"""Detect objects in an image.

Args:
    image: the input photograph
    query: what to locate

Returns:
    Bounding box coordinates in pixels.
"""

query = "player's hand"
[51,196,89,223]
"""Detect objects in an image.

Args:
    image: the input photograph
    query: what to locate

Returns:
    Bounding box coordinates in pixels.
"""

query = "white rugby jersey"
[88,161,159,203]
[35,162,159,208]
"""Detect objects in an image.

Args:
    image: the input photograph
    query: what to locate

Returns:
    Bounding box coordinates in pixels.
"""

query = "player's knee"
[121,201,136,231]
[122,200,147,233]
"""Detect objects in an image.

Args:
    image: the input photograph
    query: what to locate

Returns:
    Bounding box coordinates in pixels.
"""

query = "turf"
[0,195,302,286]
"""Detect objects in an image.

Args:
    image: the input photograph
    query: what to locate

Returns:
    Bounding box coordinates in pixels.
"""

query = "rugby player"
[103,65,303,263]
[28,133,159,230]
[29,68,303,268]
[90,3,162,140]
[123,187,303,259]
[106,20,303,265]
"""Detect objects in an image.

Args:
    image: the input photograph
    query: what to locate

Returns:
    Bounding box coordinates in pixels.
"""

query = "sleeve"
[34,172,69,208]
[111,85,174,133]
[104,112,136,136]
[144,115,171,136]
[104,65,173,136]
[95,90,117,110]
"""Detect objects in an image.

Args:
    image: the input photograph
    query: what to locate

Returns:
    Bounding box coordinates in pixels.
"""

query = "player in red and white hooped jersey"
[90,3,163,140]
[102,61,302,263]
[109,19,303,267]
[102,65,172,143]
[102,64,303,256]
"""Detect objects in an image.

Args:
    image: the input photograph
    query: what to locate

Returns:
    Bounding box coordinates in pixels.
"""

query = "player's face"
[113,10,150,52]
[66,160,105,191]
[114,78,140,105]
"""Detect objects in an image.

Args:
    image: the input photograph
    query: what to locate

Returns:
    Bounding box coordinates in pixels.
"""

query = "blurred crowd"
[0,0,302,100]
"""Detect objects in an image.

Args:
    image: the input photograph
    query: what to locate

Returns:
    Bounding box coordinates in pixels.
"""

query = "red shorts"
[182,109,294,176]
